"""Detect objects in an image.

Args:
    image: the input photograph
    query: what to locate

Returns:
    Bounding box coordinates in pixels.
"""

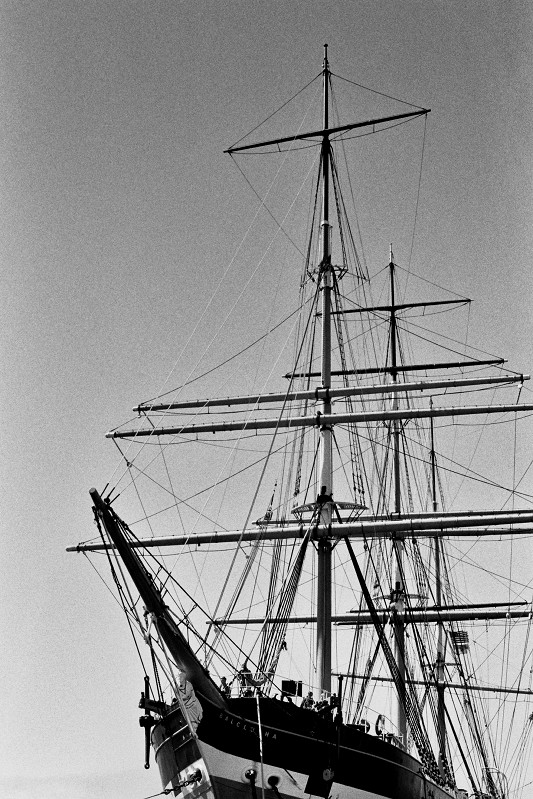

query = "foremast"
[316,44,334,696]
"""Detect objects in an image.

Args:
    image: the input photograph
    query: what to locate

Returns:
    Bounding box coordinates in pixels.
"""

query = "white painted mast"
[388,247,408,746]
[316,43,333,696]
[430,405,448,776]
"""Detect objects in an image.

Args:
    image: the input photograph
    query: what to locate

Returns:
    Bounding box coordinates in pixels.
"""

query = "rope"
[329,71,427,111]
[140,769,203,798]
[344,536,442,783]
[405,114,428,280]
[229,156,306,257]
[256,695,266,799]
[93,509,149,675]
[206,281,326,661]
[257,535,310,681]
[228,72,321,150]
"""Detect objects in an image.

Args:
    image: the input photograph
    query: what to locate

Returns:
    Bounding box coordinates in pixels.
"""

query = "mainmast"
[316,43,333,696]
[389,250,408,746]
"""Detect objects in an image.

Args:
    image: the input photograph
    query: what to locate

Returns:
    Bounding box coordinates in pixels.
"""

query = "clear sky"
[2,2,532,798]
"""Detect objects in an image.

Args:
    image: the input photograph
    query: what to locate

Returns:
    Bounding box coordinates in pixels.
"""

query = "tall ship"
[69,49,533,798]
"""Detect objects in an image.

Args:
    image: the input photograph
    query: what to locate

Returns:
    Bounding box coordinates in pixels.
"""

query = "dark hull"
[152,696,455,799]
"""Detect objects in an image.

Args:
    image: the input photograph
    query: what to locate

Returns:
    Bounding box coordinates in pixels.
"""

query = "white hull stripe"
[196,740,393,799]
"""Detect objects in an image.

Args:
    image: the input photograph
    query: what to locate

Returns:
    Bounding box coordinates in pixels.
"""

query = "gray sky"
[2,2,532,798]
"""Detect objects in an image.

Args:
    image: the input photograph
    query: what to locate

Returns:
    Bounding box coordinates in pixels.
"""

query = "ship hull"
[153,696,455,799]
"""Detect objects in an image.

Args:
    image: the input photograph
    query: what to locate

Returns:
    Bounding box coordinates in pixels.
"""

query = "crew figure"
[315,694,329,715]
[237,661,253,696]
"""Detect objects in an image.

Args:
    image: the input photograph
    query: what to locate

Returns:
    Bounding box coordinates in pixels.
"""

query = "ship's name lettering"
[218,713,277,739]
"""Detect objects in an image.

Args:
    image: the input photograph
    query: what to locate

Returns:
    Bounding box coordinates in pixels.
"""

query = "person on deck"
[237,661,253,696]
[315,694,329,715]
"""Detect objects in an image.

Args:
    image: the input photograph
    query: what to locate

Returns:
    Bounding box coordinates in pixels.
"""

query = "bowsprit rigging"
[69,46,533,799]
